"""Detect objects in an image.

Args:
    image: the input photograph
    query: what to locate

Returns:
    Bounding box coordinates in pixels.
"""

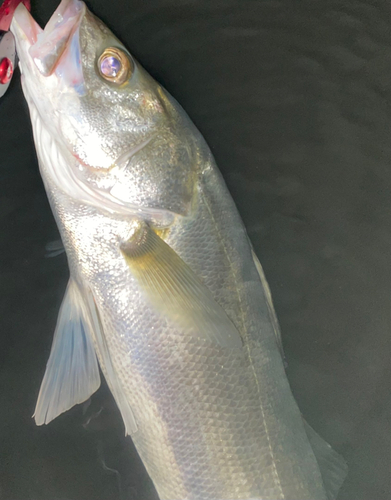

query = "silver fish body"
[11,1,346,499]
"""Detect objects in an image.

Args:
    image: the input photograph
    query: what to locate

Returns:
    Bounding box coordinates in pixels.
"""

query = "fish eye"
[97,47,133,85]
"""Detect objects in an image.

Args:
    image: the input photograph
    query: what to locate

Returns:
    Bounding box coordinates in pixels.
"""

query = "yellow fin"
[121,223,242,349]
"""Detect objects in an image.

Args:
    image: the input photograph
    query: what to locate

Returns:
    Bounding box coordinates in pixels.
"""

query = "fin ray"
[303,419,348,500]
[121,223,243,349]
[34,279,100,425]
[251,247,285,360]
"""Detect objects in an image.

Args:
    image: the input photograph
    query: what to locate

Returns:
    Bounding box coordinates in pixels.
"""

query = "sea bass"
[11,1,347,498]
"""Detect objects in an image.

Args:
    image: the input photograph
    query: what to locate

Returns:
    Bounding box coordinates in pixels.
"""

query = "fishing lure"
[0,0,30,97]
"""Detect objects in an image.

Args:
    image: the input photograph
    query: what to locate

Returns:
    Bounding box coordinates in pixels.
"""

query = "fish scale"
[10,1,347,498]
[69,176,326,499]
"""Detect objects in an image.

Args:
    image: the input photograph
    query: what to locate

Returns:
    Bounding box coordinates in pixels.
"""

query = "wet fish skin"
[11,1,346,499]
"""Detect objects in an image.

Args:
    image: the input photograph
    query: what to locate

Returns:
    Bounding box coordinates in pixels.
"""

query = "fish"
[11,1,347,498]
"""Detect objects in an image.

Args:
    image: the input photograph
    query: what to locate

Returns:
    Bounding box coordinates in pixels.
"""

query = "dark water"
[0,0,390,499]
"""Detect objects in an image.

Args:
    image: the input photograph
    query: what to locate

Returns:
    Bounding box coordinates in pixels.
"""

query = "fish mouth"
[11,0,85,79]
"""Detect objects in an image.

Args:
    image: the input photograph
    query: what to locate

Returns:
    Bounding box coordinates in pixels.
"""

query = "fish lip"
[11,0,85,75]
[11,2,42,48]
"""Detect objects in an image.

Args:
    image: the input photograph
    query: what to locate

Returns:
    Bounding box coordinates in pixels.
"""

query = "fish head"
[11,0,199,220]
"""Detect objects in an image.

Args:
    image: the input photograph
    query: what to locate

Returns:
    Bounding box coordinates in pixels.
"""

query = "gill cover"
[11,0,199,219]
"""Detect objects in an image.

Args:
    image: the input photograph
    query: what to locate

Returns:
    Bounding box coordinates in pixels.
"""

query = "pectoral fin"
[121,222,242,349]
[34,279,101,425]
